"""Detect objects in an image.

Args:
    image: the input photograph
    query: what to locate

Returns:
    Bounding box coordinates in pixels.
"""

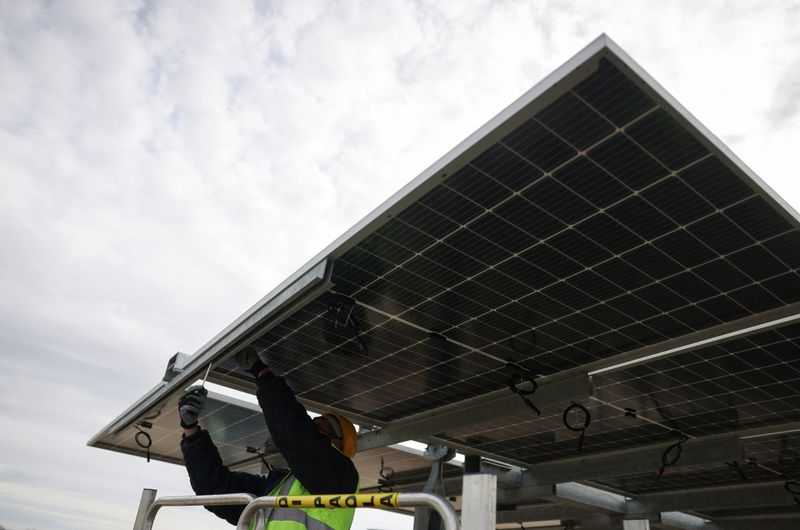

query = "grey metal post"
[460,474,496,530]
[413,458,443,530]
[622,521,650,530]
[133,488,157,530]
[414,445,453,530]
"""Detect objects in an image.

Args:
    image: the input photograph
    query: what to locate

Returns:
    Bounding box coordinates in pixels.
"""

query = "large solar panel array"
[218,56,800,431]
[430,322,800,467]
[597,431,800,497]
[92,37,800,524]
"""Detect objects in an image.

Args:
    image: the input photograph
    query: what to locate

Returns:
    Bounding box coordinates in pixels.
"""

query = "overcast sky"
[1,1,799,529]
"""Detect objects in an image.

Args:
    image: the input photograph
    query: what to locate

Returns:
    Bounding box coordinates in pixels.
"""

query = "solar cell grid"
[743,432,800,480]
[626,108,710,170]
[588,133,670,191]
[535,91,615,150]
[524,177,596,225]
[595,461,778,495]
[202,51,800,468]
[332,201,792,372]
[437,400,677,465]
[642,176,716,226]
[575,214,643,256]
[319,61,799,398]
[471,144,542,192]
[555,156,630,209]
[230,296,513,421]
[421,322,800,489]
[592,323,800,439]
[595,432,800,495]
[502,119,577,171]
[229,289,800,468]
[573,58,657,126]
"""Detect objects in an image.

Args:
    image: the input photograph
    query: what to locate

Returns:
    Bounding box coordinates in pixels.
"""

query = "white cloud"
[1,1,798,529]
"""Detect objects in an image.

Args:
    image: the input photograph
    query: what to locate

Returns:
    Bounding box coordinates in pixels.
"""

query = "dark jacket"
[181,371,359,525]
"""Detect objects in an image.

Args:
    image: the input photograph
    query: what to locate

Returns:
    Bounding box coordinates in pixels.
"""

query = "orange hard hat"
[322,411,358,458]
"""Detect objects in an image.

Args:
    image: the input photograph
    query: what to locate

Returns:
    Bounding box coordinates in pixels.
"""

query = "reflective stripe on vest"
[248,474,357,530]
[249,473,295,530]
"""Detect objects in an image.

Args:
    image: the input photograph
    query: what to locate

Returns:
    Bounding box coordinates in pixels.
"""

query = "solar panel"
[422,322,800,474]
[90,392,271,467]
[219,55,800,430]
[90,391,454,495]
[595,431,800,497]
[592,323,800,439]
[90,35,800,523]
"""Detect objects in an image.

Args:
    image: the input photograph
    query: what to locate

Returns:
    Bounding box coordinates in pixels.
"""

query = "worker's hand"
[234,346,268,379]
[178,385,207,428]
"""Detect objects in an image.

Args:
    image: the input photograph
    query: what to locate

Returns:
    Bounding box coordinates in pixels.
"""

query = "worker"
[178,346,360,528]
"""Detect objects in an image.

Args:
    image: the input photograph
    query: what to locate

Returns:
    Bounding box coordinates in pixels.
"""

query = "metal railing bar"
[236,492,458,530]
[143,493,256,530]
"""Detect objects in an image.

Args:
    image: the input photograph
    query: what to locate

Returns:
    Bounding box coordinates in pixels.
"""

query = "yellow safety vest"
[248,473,357,530]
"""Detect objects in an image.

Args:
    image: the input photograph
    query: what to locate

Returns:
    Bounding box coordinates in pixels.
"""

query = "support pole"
[461,474,496,530]
[133,488,157,530]
[463,455,481,474]
[414,445,453,530]
[623,520,650,530]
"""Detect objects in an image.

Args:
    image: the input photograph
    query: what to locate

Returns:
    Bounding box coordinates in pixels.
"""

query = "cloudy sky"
[1,1,799,529]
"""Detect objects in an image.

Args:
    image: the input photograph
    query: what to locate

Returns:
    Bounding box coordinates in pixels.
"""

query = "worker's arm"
[254,370,359,494]
[177,385,284,525]
[181,428,286,524]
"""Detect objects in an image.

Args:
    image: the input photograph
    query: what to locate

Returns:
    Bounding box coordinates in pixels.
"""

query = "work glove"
[178,385,207,429]
[234,346,268,379]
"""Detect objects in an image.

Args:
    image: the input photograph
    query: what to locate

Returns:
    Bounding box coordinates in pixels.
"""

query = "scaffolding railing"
[136,493,262,530]
[134,490,459,530]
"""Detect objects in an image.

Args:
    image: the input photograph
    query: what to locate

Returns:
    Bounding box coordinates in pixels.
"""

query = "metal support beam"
[358,373,592,451]
[713,522,798,530]
[422,420,800,476]
[576,514,615,527]
[523,436,743,485]
[497,482,629,521]
[496,484,556,505]
[656,512,709,530]
[494,503,587,524]
[707,511,800,523]
[708,516,800,530]
[461,474,497,530]
[496,483,721,530]
[544,483,627,514]
[363,474,554,506]
[359,460,532,497]
[495,508,666,529]
[414,445,453,530]
[623,520,651,530]
[577,303,800,378]
[373,439,763,517]
[133,488,157,530]
[628,481,796,514]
